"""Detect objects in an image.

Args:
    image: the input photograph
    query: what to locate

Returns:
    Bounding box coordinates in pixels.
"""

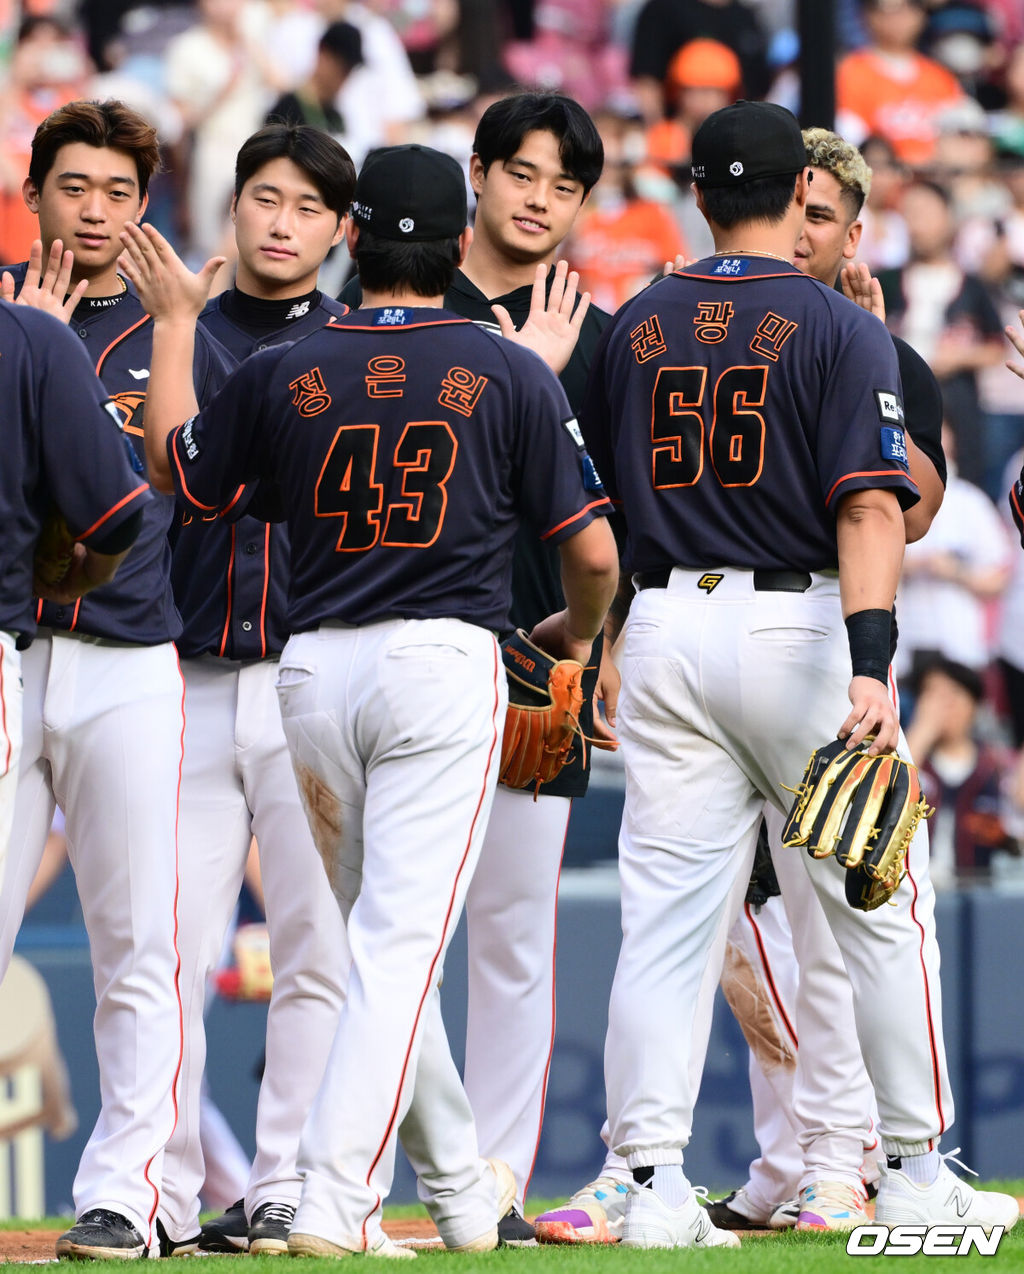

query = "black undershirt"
[220,286,322,331]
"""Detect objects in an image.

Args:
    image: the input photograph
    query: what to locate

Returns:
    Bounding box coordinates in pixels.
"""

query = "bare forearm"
[146,317,199,493]
[902,440,943,542]
[836,491,904,617]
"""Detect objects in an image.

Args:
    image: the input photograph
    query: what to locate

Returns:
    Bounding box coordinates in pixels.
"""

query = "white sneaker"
[620,1187,741,1249]
[288,1231,417,1259]
[447,1158,517,1252]
[534,1176,635,1244]
[796,1181,871,1231]
[876,1152,1021,1234]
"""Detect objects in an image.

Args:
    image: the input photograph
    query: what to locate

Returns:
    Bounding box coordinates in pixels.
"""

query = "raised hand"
[1,239,88,323]
[118,221,225,322]
[841,262,886,322]
[491,259,591,375]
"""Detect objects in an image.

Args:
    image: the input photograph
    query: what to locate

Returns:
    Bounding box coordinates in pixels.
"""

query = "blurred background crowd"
[3,0,1024,892]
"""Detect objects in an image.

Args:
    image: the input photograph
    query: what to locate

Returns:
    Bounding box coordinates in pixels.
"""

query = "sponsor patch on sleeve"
[581,452,605,492]
[875,389,904,425]
[564,417,584,447]
[880,425,909,466]
[181,416,201,462]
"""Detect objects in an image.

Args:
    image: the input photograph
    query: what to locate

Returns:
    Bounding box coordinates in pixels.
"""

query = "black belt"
[636,568,813,593]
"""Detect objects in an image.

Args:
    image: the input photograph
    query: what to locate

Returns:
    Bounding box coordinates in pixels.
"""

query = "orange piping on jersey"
[824,470,918,509]
[677,270,809,283]
[743,900,798,1050]
[221,484,247,518]
[170,431,220,512]
[94,314,152,376]
[523,802,572,1202]
[1011,484,1024,529]
[35,599,43,623]
[0,643,9,777]
[361,638,503,1248]
[259,524,271,658]
[541,497,614,540]
[76,483,150,541]
[68,598,81,631]
[325,319,473,333]
[218,525,236,657]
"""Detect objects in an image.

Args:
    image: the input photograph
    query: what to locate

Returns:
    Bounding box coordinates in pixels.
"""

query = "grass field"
[3,1184,1023,1269]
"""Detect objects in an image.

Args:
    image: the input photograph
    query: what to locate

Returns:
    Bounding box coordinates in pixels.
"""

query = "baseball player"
[0,99,230,1260]
[128,142,620,1256]
[340,92,613,1242]
[534,125,950,1245]
[0,297,148,891]
[582,100,1020,1248]
[117,124,356,1256]
[703,127,950,1234]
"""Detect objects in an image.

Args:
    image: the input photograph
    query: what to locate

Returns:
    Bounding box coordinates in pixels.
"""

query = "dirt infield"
[0,1219,441,1263]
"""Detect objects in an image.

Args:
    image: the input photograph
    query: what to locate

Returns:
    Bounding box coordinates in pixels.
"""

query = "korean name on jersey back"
[580,259,917,575]
[169,308,612,635]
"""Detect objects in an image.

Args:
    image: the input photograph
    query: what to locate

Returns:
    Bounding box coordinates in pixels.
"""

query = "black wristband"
[845,609,891,685]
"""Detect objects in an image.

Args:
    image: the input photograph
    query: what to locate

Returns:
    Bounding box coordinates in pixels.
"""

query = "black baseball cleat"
[497,1206,537,1246]
[198,1199,249,1253]
[156,1219,202,1257]
[248,1201,297,1254]
[56,1209,146,1260]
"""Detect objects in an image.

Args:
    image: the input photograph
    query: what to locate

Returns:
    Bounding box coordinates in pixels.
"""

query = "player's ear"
[229,194,238,223]
[135,190,149,223]
[455,225,473,268]
[844,219,863,261]
[345,217,360,259]
[794,168,811,209]
[469,154,486,197]
[22,176,40,214]
[330,213,348,249]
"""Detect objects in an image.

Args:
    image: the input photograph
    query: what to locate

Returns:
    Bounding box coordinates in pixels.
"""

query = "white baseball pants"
[463,784,572,1210]
[277,619,506,1250]
[0,631,23,897]
[159,656,345,1242]
[0,632,184,1246]
[605,569,952,1168]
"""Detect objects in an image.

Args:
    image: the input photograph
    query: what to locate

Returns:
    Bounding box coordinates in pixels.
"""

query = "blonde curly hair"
[802,127,872,216]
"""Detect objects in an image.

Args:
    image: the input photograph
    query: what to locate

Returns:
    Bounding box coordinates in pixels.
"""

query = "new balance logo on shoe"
[950,1188,972,1219]
[848,1225,1005,1256]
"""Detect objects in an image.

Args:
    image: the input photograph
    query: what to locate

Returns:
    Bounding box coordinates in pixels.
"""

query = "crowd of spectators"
[1,0,1024,887]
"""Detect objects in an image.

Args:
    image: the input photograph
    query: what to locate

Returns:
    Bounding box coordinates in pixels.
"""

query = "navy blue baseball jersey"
[169,307,612,634]
[171,288,347,659]
[582,256,919,573]
[8,265,231,643]
[0,303,150,637]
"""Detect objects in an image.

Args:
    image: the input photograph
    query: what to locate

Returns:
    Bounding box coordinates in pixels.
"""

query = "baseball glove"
[780,737,932,911]
[499,629,585,794]
[32,506,76,598]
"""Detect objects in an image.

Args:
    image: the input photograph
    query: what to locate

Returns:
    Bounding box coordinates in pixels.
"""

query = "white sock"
[651,1166,691,1208]
[899,1150,940,1185]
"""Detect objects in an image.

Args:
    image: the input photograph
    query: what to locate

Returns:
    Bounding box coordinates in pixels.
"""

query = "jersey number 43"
[314,421,458,551]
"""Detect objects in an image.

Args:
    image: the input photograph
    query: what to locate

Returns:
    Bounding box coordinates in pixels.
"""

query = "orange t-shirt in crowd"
[569,198,688,313]
[837,49,964,168]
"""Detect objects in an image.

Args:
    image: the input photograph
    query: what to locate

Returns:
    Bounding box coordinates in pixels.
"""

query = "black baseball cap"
[351,144,467,241]
[691,100,806,188]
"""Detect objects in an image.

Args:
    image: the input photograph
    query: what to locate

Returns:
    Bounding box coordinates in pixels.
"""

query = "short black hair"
[30,98,160,197]
[234,123,356,220]
[699,171,800,230]
[319,21,362,69]
[473,92,604,195]
[354,227,461,298]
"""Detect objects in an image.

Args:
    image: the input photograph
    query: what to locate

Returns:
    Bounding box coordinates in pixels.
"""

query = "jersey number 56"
[652,364,768,490]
